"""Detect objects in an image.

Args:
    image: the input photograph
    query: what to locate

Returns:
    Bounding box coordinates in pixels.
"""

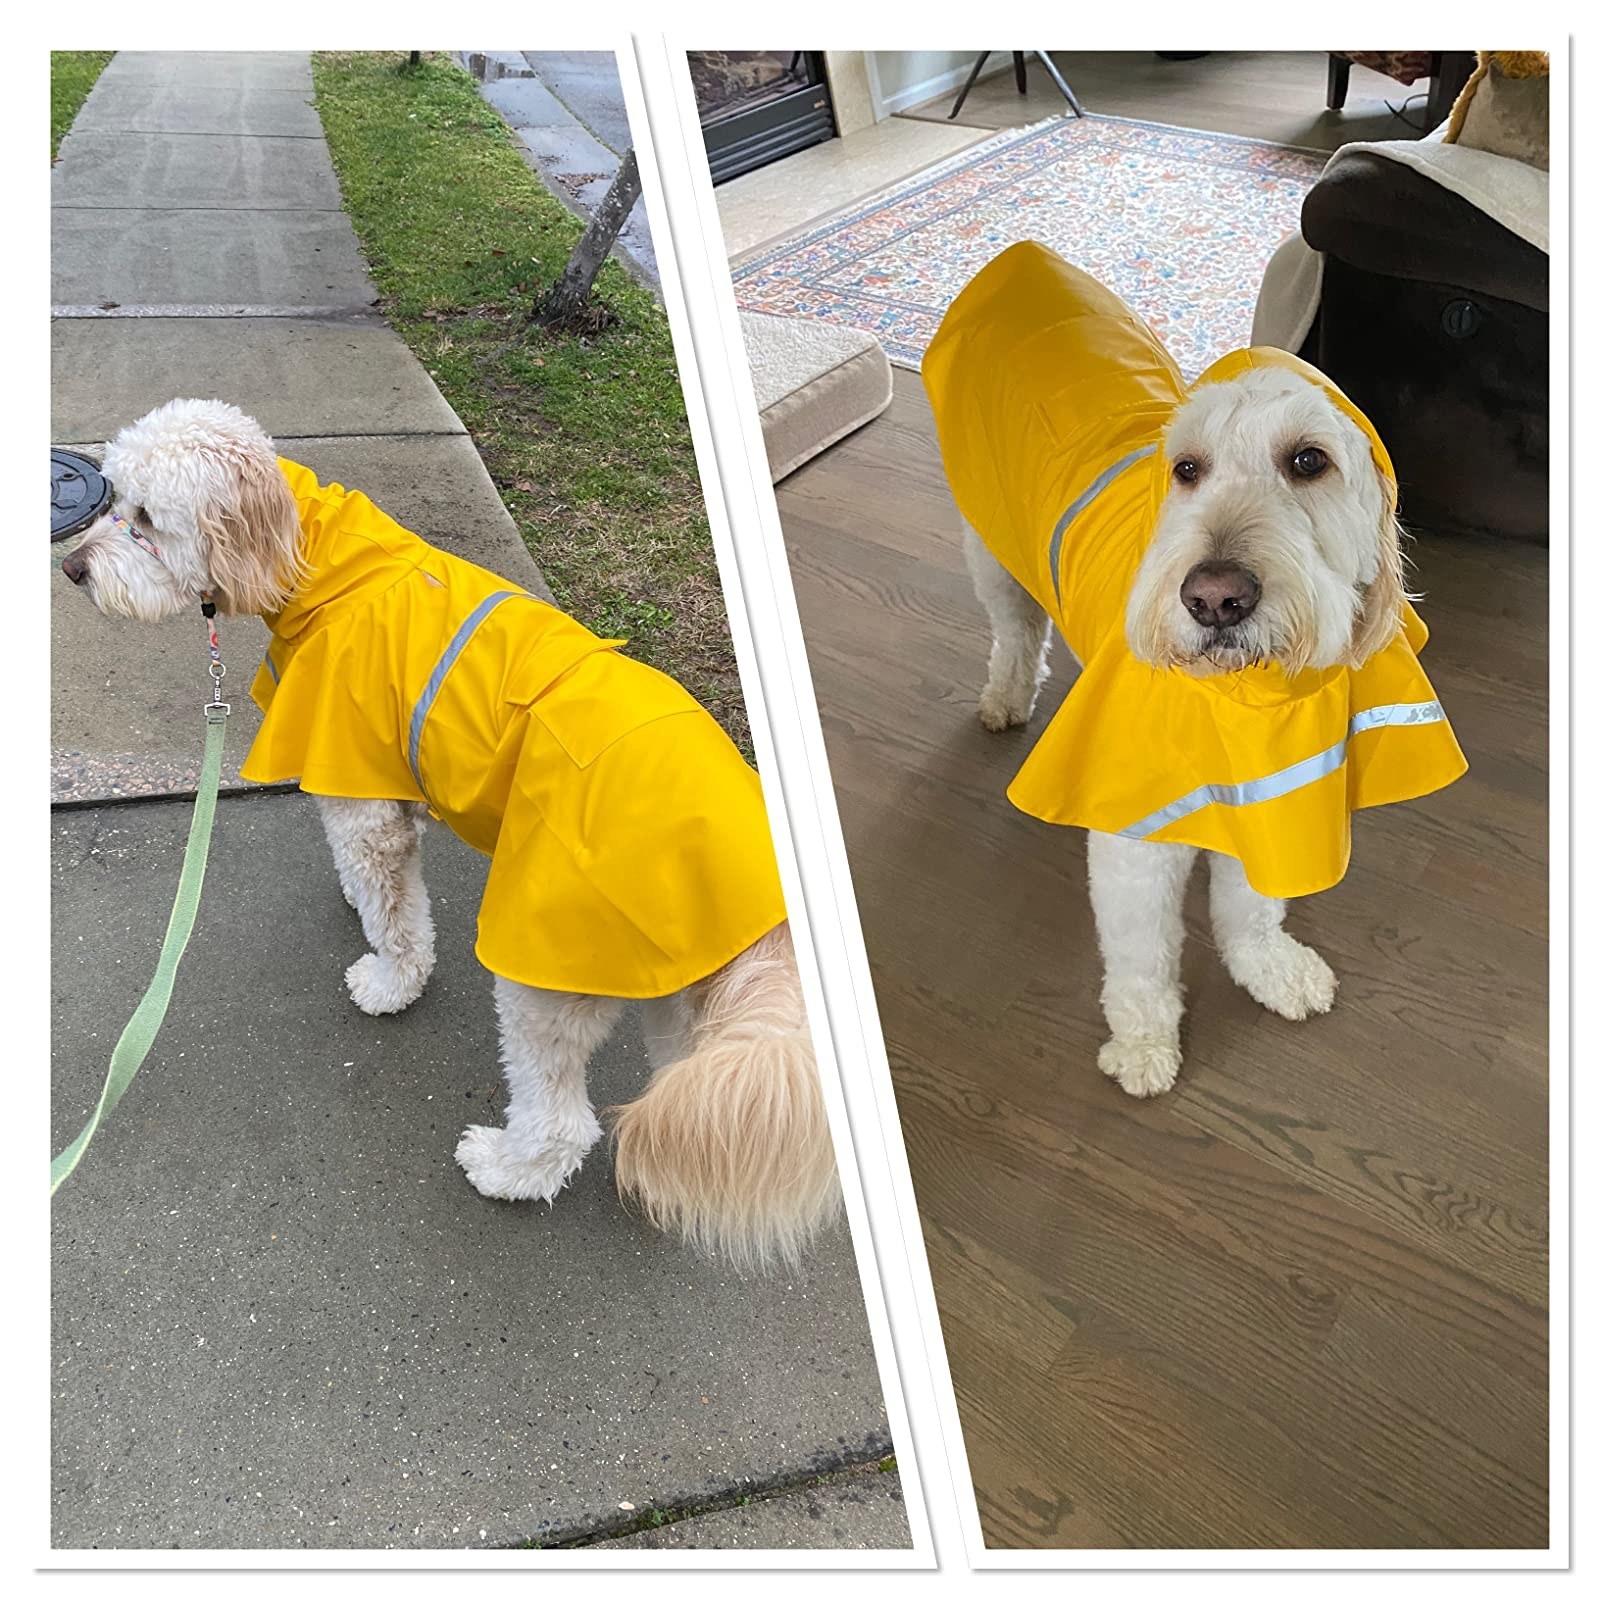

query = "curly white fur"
[1124,368,1405,676]
[63,398,840,1268]
[967,369,1392,1096]
[70,397,304,621]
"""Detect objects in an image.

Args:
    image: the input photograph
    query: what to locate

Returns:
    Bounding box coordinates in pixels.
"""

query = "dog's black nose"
[61,552,89,586]
[1180,560,1260,629]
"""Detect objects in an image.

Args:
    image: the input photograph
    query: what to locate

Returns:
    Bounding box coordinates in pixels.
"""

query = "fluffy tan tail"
[611,923,841,1270]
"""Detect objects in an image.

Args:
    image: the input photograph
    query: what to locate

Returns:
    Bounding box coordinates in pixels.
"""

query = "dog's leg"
[1208,852,1337,1020]
[455,979,623,1203]
[316,796,436,1016]
[964,525,1050,731]
[1087,830,1197,1097]
[323,808,366,911]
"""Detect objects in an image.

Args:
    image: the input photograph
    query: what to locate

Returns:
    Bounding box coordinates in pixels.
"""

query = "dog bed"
[738,310,892,482]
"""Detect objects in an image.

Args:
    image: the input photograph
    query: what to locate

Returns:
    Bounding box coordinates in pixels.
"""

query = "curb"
[456,50,660,297]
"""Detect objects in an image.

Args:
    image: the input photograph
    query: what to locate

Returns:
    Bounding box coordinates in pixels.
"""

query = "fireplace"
[688,52,836,184]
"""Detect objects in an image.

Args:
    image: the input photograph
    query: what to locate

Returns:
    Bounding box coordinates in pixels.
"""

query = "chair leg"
[1031,50,1085,117]
[1014,51,1028,93]
[948,51,990,119]
[1327,52,1351,110]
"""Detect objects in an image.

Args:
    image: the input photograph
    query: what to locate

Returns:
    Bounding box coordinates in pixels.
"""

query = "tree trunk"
[541,149,642,323]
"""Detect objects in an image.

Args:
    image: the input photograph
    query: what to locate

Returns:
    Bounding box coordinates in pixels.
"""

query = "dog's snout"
[61,551,89,586]
[1180,560,1260,629]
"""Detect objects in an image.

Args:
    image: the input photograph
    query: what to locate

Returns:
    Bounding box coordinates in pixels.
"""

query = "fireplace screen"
[688,52,836,184]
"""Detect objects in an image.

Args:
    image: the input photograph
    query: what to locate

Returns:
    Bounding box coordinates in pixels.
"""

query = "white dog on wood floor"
[60,398,840,1268]
[965,369,1409,1097]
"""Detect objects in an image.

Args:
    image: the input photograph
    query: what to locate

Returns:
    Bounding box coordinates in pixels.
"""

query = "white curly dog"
[60,398,840,1267]
[966,369,1407,1097]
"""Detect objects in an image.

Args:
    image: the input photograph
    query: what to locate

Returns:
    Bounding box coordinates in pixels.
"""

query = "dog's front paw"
[977,681,1033,732]
[345,952,426,1016]
[1098,1035,1182,1098]
[1227,935,1337,1021]
[454,1124,594,1204]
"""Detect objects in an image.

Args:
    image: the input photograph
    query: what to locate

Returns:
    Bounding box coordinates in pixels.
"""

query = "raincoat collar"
[265,459,435,643]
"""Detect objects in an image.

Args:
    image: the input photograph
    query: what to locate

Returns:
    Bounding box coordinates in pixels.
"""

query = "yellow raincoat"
[923,241,1467,899]
[239,460,785,997]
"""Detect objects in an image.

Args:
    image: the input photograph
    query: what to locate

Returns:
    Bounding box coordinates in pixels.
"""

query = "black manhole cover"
[52,448,111,543]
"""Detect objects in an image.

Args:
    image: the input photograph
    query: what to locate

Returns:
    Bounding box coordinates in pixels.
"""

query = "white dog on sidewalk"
[59,397,840,1267]
[924,244,1465,1097]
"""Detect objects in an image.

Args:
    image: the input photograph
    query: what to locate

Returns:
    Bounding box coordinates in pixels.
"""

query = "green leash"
[51,609,230,1195]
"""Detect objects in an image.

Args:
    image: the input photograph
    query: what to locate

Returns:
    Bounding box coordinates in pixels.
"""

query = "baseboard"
[876,53,1015,117]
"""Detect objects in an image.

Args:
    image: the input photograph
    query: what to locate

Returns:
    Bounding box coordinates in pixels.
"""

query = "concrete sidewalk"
[52,794,894,1549]
[50,50,903,1552]
[464,50,659,294]
[51,50,545,806]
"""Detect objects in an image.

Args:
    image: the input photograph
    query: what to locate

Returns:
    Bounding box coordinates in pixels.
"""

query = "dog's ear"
[1346,480,1407,667]
[200,450,302,615]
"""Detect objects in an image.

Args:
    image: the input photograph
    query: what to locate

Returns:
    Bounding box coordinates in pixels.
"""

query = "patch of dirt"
[532,295,618,337]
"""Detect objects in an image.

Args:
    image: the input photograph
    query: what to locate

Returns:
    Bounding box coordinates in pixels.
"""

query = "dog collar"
[109,510,163,563]
[108,509,216,616]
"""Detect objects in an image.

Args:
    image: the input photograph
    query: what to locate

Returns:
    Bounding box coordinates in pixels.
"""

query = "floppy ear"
[200,449,303,615]
[1346,478,1408,667]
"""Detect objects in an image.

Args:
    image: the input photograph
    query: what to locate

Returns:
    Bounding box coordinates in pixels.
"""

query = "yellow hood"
[922,241,1466,898]
[240,460,786,997]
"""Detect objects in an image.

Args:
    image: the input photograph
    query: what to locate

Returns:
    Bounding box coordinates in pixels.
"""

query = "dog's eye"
[1290,447,1329,479]
[1172,457,1201,485]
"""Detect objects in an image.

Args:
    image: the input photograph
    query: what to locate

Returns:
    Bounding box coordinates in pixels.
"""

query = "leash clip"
[204,661,229,722]
[201,598,228,720]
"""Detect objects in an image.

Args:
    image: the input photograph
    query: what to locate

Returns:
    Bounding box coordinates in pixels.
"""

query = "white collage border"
[15,10,1581,1588]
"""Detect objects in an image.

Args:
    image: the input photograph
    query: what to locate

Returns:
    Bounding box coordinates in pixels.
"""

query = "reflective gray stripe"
[1048,444,1157,606]
[1118,699,1447,840]
[1349,699,1444,735]
[406,590,523,790]
[263,651,279,684]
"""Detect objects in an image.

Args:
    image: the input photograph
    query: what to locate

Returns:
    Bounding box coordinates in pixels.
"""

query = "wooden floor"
[775,374,1549,1548]
[901,50,1432,151]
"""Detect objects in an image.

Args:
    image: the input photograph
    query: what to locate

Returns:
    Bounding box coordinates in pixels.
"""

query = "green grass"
[51,51,114,160]
[310,52,746,749]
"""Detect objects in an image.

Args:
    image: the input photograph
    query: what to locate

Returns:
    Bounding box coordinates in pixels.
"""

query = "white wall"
[867,51,1013,116]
